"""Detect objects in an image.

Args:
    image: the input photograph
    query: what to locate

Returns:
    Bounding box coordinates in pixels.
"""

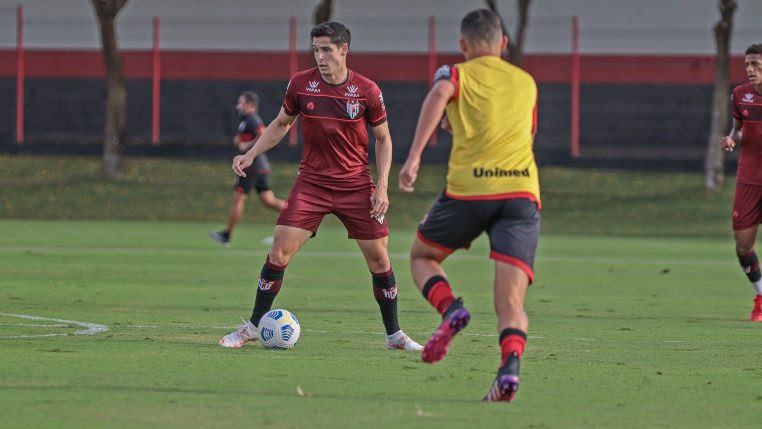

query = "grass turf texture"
[0,154,735,237]
[2,220,761,428]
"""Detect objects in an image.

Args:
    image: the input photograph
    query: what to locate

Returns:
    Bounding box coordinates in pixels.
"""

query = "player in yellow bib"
[399,8,540,402]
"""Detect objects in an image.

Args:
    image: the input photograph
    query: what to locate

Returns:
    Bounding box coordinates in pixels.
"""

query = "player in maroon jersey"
[219,21,422,351]
[721,43,762,321]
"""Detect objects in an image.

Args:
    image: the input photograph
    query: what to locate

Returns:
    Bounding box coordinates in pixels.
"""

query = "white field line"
[0,323,69,327]
[0,244,736,267]
[116,324,538,340]
[0,313,108,339]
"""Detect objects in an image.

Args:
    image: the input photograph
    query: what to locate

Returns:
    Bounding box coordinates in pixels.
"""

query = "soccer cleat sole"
[421,308,470,364]
[483,374,520,402]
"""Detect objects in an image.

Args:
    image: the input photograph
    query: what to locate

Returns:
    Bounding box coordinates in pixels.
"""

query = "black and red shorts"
[417,193,540,283]
[276,177,388,240]
[234,154,272,194]
[732,182,762,231]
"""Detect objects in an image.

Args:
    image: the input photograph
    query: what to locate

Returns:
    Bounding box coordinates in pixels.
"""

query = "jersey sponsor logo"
[258,279,275,291]
[744,93,754,103]
[382,286,398,300]
[378,91,386,111]
[346,100,360,119]
[345,84,360,98]
[307,80,321,93]
[473,167,531,178]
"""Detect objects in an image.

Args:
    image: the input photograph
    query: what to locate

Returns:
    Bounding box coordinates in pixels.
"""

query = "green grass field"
[1,155,758,427]
[1,219,761,428]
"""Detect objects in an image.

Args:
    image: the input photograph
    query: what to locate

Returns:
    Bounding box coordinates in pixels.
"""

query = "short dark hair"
[461,9,504,45]
[239,91,259,107]
[310,21,351,48]
[746,44,762,56]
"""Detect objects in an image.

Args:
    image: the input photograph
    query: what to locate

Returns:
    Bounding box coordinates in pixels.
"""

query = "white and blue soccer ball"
[258,309,301,349]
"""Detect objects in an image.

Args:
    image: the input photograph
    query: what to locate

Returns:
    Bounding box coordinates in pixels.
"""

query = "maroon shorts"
[732,182,762,231]
[276,177,389,240]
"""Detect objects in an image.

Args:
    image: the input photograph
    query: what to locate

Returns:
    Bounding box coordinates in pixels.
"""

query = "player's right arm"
[233,108,296,177]
[398,79,455,192]
[721,118,743,152]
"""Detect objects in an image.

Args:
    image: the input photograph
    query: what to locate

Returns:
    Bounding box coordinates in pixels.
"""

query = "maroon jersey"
[283,68,387,189]
[732,84,762,185]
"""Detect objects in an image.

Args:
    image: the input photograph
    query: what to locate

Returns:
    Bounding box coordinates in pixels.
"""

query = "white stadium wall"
[0,0,760,53]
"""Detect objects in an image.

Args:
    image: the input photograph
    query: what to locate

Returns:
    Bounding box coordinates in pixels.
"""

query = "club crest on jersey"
[346,100,360,119]
[345,85,360,98]
[744,93,754,102]
[307,81,320,93]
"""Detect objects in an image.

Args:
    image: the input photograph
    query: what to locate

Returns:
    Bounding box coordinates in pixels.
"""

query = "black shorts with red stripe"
[234,154,272,194]
[417,192,540,283]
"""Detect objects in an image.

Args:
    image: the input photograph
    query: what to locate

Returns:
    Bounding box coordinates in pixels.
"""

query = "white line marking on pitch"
[0,313,108,339]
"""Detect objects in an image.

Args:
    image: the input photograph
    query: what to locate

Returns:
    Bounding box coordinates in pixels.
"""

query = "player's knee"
[736,244,755,256]
[411,246,444,265]
[267,248,293,266]
[366,257,391,273]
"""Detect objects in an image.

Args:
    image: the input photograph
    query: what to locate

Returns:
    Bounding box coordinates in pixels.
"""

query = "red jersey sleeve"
[365,83,387,127]
[282,78,300,116]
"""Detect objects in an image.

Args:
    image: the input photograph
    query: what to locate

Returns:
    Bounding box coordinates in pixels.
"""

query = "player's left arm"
[369,121,392,220]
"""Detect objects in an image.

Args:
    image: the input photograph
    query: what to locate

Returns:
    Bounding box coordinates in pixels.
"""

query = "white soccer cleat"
[218,320,258,348]
[386,330,423,351]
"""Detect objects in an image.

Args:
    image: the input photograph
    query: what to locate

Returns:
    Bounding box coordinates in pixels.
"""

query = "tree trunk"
[705,0,736,191]
[313,0,333,25]
[511,0,532,67]
[91,0,128,178]
[484,0,499,13]
[484,0,532,66]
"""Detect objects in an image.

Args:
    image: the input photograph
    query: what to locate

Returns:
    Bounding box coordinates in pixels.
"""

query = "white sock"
[753,279,762,296]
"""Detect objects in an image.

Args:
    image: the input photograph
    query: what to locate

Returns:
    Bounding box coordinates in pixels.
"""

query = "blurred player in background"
[219,22,422,351]
[399,9,540,401]
[721,43,762,322]
[209,92,285,246]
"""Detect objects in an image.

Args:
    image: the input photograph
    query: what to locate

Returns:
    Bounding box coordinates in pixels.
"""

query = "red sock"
[423,276,455,315]
[499,328,527,366]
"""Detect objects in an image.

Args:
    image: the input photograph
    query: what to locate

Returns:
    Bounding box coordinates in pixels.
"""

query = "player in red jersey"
[219,21,422,351]
[721,43,762,321]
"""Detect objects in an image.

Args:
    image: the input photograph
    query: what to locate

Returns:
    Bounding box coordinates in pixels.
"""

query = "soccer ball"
[258,309,301,349]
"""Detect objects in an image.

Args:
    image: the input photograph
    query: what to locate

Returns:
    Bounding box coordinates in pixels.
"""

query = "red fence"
[1,6,753,159]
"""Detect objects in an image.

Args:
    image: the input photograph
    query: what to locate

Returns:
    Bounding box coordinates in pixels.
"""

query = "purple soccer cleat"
[483,374,520,402]
[483,351,521,402]
[421,298,470,364]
